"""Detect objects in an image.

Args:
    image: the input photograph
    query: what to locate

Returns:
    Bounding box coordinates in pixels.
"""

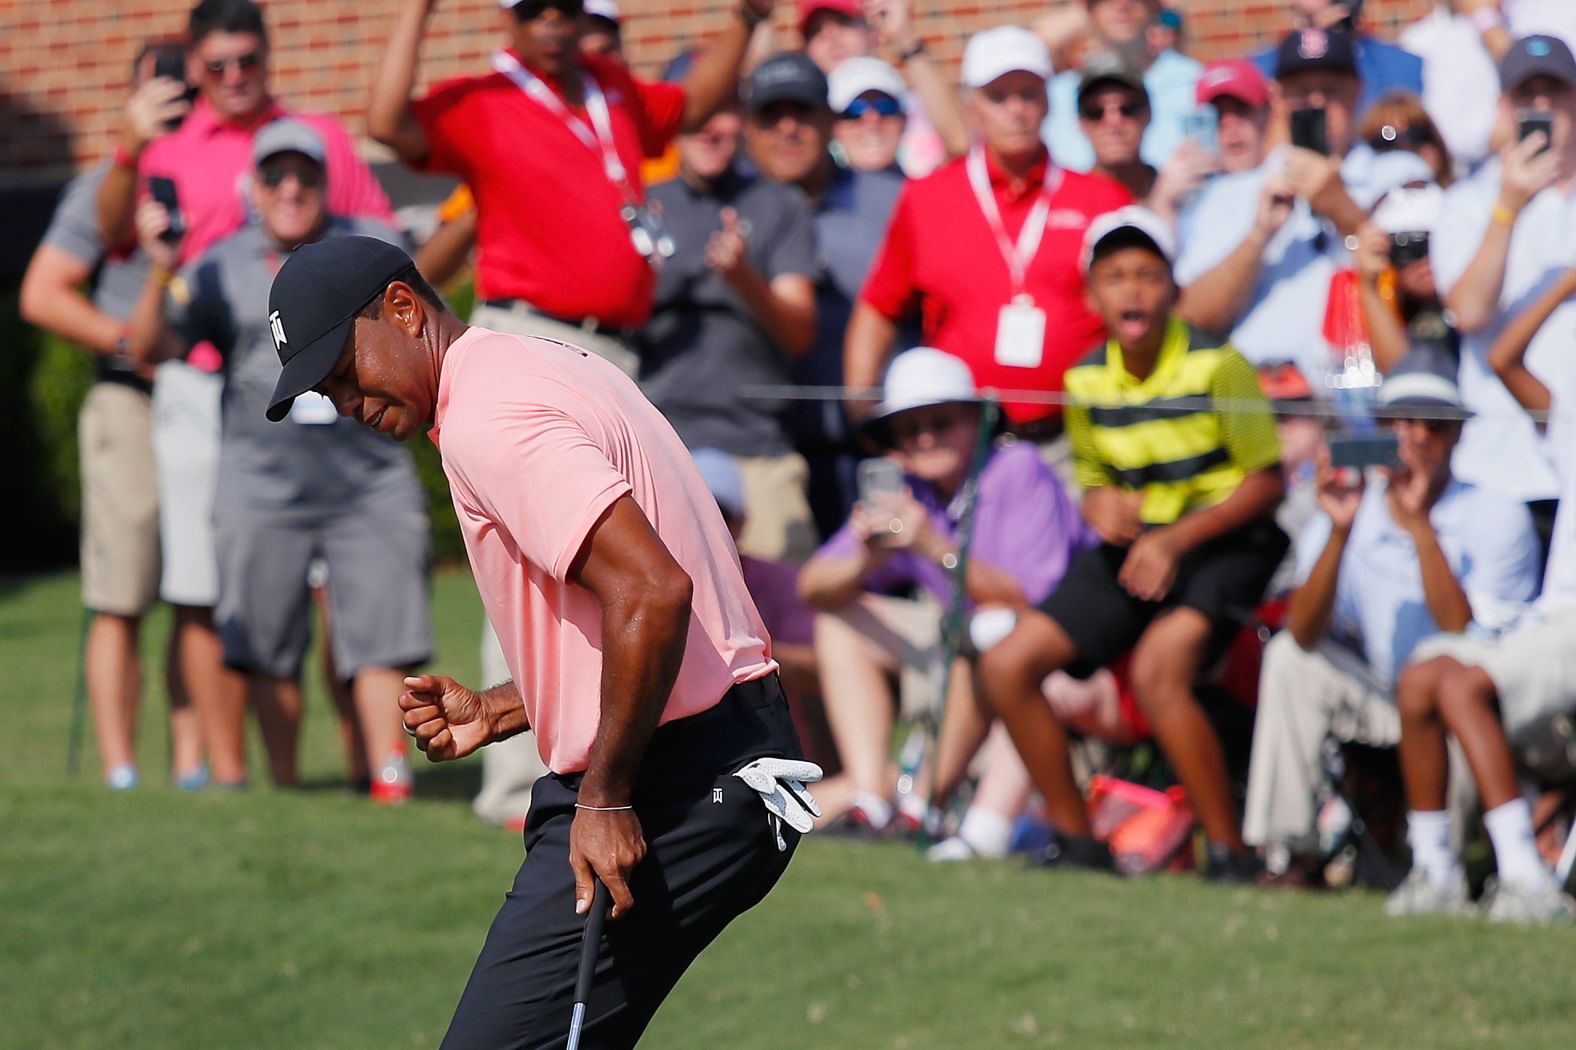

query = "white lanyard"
[492,50,632,197]
[965,147,1060,296]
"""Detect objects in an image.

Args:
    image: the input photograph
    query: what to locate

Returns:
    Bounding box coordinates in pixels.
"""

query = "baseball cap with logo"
[1081,205,1176,275]
[253,118,326,168]
[744,52,830,113]
[1196,58,1269,108]
[961,26,1053,89]
[264,236,417,422]
[1499,34,1576,91]
[829,56,908,114]
[1274,26,1358,80]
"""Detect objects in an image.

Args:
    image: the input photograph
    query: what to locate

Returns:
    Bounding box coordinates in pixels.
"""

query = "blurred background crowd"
[11,0,1576,923]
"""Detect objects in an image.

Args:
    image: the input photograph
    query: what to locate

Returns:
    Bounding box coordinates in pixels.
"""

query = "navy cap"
[265,236,415,422]
[1274,27,1358,80]
[1499,34,1576,92]
[743,52,829,113]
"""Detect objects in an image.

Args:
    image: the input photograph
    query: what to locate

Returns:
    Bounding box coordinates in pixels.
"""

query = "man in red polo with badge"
[846,25,1132,452]
[370,0,771,376]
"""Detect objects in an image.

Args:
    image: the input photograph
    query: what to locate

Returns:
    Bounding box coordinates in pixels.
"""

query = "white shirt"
[1538,394,1576,611]
[1294,476,1542,686]
[1430,161,1576,503]
[1175,145,1379,388]
[1404,2,1576,173]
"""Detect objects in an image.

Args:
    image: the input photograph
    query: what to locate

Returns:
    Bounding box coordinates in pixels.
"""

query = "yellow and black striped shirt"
[1064,318,1281,526]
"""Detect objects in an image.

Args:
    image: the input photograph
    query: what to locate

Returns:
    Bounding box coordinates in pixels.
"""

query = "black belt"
[97,370,155,396]
[478,298,636,342]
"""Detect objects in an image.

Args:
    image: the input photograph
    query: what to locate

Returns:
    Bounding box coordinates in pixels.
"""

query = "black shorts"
[440,676,804,1050]
[1037,518,1288,673]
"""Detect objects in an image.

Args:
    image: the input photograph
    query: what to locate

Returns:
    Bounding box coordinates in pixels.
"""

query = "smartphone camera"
[150,45,197,131]
[147,176,185,247]
[1289,106,1329,156]
[1388,230,1430,269]
[1518,109,1554,155]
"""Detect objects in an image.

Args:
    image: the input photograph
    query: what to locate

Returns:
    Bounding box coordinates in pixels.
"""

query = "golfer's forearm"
[481,681,530,740]
[578,585,693,807]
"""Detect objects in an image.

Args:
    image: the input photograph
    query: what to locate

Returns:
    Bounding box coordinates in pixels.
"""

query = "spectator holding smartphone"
[1354,180,1449,374]
[1248,2,1422,119]
[1194,58,1272,176]
[1431,35,1576,554]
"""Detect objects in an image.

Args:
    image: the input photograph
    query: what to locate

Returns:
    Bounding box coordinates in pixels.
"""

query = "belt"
[478,298,636,342]
[97,369,155,396]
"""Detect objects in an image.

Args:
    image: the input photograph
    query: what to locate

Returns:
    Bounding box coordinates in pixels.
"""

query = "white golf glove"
[733,757,824,850]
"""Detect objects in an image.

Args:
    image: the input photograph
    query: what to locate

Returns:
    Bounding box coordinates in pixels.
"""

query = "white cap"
[584,0,621,22]
[870,348,979,425]
[1373,183,1443,235]
[961,26,1053,89]
[1351,150,1434,210]
[1081,205,1176,274]
[828,56,908,114]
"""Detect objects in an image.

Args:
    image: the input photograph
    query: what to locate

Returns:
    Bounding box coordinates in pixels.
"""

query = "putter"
[566,880,612,1050]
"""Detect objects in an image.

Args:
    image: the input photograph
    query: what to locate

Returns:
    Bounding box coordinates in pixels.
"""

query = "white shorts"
[1411,606,1576,735]
[152,361,223,607]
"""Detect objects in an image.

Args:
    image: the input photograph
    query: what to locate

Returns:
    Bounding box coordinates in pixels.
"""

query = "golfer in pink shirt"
[264,235,819,1050]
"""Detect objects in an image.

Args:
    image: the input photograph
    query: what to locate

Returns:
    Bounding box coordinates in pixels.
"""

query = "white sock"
[1483,797,1554,890]
[1406,810,1459,889]
[851,791,892,830]
[957,807,1013,859]
[897,791,928,823]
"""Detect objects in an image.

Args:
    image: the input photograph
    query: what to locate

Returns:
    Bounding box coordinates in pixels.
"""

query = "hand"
[1150,140,1219,213]
[865,0,918,53]
[705,207,752,285]
[1353,222,1391,284]
[123,77,190,154]
[1283,147,1347,219]
[134,200,179,272]
[1083,486,1144,547]
[1314,445,1364,532]
[1255,173,1296,240]
[569,807,646,920]
[860,489,934,552]
[1382,464,1435,535]
[1497,132,1559,215]
[399,674,494,762]
[1117,528,1181,602]
[1309,2,1352,29]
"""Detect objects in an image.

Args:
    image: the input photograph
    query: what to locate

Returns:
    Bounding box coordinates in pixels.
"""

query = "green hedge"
[2,281,476,572]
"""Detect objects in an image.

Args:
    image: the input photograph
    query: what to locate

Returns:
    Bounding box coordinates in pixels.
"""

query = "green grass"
[4,571,1576,1048]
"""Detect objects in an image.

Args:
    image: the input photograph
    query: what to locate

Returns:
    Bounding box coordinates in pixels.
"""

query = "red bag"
[1087,774,1196,874]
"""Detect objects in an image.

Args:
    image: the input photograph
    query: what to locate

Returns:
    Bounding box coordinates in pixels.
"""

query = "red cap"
[1195,58,1269,108]
[799,0,863,35]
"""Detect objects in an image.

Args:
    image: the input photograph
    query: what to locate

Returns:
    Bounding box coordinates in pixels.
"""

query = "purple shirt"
[742,555,816,648]
[817,442,1091,605]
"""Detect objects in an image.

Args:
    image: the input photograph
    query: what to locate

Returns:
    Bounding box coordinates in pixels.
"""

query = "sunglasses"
[1080,101,1147,122]
[1368,123,1433,153]
[259,165,325,190]
[204,50,263,76]
[839,96,902,121]
[511,0,584,20]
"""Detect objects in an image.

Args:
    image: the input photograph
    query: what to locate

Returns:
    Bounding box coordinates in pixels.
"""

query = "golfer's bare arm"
[569,495,695,808]
[478,680,531,740]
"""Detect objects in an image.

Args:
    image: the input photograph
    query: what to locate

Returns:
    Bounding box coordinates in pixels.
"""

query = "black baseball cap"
[1499,34,1576,92]
[265,235,415,422]
[1274,26,1358,80]
[743,52,829,113]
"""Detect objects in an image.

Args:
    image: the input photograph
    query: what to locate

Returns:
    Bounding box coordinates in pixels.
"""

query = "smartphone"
[857,457,905,507]
[1182,108,1219,155]
[147,176,184,246]
[1328,433,1400,469]
[1289,106,1329,156]
[150,45,197,130]
[1518,109,1554,155]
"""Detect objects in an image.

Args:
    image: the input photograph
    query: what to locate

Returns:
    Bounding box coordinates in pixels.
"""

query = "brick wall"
[0,0,1433,187]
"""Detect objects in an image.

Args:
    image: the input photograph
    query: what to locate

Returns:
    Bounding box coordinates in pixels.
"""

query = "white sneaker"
[1479,876,1576,925]
[927,836,978,863]
[1385,867,1470,917]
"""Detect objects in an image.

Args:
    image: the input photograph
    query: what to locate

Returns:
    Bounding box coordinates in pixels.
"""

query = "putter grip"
[574,881,612,1004]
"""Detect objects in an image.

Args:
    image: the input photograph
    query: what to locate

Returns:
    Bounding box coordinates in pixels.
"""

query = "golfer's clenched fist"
[400,674,494,761]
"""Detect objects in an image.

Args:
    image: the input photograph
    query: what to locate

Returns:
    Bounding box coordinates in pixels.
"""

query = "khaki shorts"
[735,452,819,564]
[1411,608,1576,736]
[470,301,638,378]
[78,382,161,616]
[152,362,222,607]
[818,592,944,719]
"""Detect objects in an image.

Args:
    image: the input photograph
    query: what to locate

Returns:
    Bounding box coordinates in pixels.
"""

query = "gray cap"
[1499,34,1576,91]
[1077,52,1149,107]
[1377,343,1471,421]
[253,118,327,168]
[744,52,829,113]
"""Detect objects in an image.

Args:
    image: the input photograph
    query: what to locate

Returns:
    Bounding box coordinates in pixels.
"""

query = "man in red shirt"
[370,0,772,376]
[846,25,1132,442]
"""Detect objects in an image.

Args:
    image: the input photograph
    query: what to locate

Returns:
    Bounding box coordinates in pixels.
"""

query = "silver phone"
[857,457,905,506]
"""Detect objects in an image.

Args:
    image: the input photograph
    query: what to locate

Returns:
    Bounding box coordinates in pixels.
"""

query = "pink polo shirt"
[430,326,776,774]
[139,96,394,264]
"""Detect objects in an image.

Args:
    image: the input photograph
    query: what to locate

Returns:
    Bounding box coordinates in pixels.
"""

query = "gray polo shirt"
[167,216,422,520]
[637,168,817,458]
[39,161,152,387]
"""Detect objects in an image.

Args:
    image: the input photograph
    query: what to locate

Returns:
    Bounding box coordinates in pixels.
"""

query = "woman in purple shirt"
[798,348,1090,833]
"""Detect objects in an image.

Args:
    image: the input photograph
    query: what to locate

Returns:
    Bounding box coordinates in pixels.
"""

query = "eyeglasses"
[259,165,325,190]
[1368,123,1434,153]
[839,96,902,121]
[204,50,263,77]
[1079,101,1147,122]
[510,0,584,20]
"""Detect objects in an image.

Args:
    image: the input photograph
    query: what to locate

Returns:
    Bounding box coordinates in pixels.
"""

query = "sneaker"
[370,750,414,805]
[175,765,210,792]
[927,836,979,863]
[820,805,890,841]
[1479,876,1576,925]
[1384,867,1470,917]
[1028,834,1117,873]
[1202,844,1264,885]
[106,764,138,791]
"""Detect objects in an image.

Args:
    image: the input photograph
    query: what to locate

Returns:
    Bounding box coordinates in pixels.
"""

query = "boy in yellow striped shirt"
[978,206,1286,882]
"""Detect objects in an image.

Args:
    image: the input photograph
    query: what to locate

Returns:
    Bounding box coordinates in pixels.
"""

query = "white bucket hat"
[865,348,984,445]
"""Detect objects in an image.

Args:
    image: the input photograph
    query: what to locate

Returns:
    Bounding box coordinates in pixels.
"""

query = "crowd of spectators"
[18,0,1576,922]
